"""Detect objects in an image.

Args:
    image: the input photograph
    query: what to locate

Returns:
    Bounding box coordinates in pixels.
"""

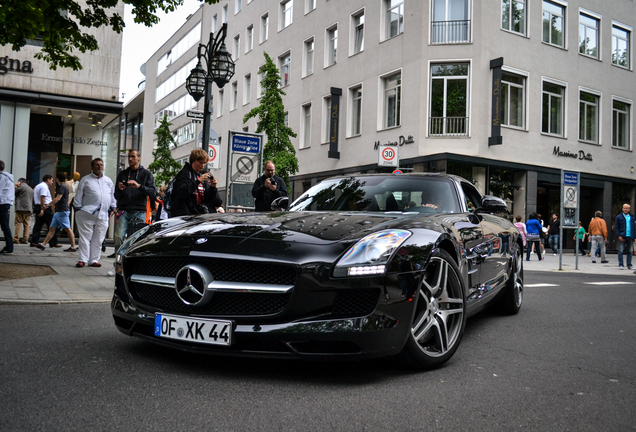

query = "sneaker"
[107,253,116,258]
[619,266,625,270]
[0,250,14,255]
[601,260,609,263]
[592,260,596,263]
[628,265,633,270]
[107,270,116,277]
[526,259,530,261]
[553,253,557,256]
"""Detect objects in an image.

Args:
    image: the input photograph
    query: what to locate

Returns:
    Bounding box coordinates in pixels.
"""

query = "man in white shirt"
[0,160,15,255]
[30,174,59,248]
[73,158,117,268]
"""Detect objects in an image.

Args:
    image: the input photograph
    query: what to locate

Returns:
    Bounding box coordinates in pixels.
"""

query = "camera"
[122,180,129,187]
[270,179,276,185]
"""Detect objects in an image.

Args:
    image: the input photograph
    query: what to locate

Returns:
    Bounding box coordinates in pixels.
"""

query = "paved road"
[1,271,634,431]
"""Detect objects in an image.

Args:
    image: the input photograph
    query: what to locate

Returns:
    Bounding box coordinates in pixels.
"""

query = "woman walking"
[525,213,544,261]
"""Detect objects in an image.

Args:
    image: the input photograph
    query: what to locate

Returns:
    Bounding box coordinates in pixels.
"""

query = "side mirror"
[477,195,508,214]
[271,196,289,211]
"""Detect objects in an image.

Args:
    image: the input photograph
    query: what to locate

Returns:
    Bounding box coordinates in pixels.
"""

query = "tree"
[0,0,220,71]
[147,115,182,186]
[243,52,298,184]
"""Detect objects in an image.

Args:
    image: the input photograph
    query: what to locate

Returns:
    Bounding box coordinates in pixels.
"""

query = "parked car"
[111,173,523,369]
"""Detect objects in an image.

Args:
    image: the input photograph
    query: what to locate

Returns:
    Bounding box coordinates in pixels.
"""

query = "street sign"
[230,153,260,184]
[186,110,205,119]
[393,169,403,174]
[563,171,578,185]
[563,185,578,209]
[378,145,399,167]
[231,134,261,154]
[207,144,220,170]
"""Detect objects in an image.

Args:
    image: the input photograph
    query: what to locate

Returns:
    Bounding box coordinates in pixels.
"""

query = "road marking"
[525,283,559,287]
[583,282,636,285]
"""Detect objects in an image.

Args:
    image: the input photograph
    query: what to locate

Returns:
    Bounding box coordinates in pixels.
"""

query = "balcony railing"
[431,20,471,44]
[429,117,469,136]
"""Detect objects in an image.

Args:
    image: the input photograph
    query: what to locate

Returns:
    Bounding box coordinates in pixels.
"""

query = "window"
[154,94,197,128]
[612,98,631,149]
[349,85,362,136]
[156,57,198,102]
[430,63,468,136]
[612,23,631,68]
[212,14,218,33]
[326,25,338,67]
[246,25,254,52]
[541,80,566,136]
[579,13,599,58]
[301,103,312,148]
[261,13,269,42]
[303,37,314,76]
[386,0,404,39]
[305,0,316,14]
[284,111,289,128]
[156,22,201,76]
[351,10,365,55]
[257,68,265,97]
[322,96,332,143]
[231,82,238,110]
[501,0,525,35]
[383,72,401,129]
[279,52,291,87]
[222,4,228,23]
[501,71,525,129]
[432,0,470,44]
[542,1,565,48]
[244,74,252,105]
[579,90,599,143]
[218,89,224,117]
[281,0,293,29]
[236,0,242,13]
[234,35,241,60]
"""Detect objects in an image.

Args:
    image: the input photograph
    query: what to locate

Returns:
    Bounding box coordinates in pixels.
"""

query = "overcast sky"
[118,0,201,104]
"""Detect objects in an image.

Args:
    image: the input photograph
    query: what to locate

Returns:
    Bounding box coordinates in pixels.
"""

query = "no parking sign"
[378,145,399,167]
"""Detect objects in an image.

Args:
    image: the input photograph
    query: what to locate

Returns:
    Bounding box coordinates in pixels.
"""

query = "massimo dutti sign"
[0,57,34,75]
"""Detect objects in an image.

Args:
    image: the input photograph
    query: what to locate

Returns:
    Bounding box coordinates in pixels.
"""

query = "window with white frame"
[612,98,631,149]
[261,13,269,42]
[279,52,291,86]
[218,89,224,117]
[301,103,312,148]
[501,71,525,129]
[303,37,314,76]
[154,94,197,128]
[579,12,599,58]
[501,0,526,36]
[541,80,566,136]
[432,0,470,44]
[231,81,238,110]
[258,67,265,97]
[281,0,293,29]
[213,14,218,32]
[156,57,197,102]
[612,23,631,69]
[234,34,241,60]
[322,96,331,143]
[156,22,201,76]
[246,25,254,52]
[173,123,196,147]
[382,72,401,129]
[236,0,242,13]
[284,111,289,127]
[386,0,404,39]
[244,74,252,105]
[430,63,468,135]
[326,25,337,67]
[542,1,565,48]
[305,0,316,14]
[579,90,599,143]
[351,10,364,55]
[223,4,228,23]
[349,85,362,136]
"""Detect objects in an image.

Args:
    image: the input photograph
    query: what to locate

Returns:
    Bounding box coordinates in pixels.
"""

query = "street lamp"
[186,23,235,150]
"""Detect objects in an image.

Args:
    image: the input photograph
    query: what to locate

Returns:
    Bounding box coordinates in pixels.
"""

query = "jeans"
[549,234,559,254]
[114,211,146,252]
[0,204,13,253]
[617,237,633,268]
[526,240,542,260]
[590,235,606,262]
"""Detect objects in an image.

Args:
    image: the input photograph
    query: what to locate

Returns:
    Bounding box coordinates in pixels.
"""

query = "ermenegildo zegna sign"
[0,57,34,75]
[41,134,107,147]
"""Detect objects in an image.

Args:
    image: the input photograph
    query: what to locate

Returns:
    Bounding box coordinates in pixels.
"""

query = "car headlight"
[114,225,151,275]
[334,229,411,277]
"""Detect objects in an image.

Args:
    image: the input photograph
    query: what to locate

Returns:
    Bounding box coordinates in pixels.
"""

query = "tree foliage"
[243,52,298,184]
[0,0,220,71]
[147,115,182,187]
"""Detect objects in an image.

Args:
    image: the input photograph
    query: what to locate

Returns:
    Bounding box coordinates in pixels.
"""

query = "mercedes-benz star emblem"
[175,264,214,306]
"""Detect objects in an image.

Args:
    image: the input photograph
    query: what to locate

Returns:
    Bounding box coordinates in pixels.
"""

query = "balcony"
[429,117,469,136]
[431,20,471,44]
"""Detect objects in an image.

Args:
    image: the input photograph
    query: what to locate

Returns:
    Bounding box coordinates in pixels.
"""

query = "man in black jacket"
[111,150,156,255]
[252,160,287,212]
[171,149,222,217]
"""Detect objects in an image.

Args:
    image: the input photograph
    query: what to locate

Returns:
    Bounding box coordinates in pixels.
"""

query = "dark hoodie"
[114,165,156,212]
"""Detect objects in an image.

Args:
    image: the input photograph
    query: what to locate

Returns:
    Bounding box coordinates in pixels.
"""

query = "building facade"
[140,0,635,249]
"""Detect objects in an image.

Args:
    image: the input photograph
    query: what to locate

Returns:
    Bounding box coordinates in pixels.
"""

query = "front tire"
[401,249,466,369]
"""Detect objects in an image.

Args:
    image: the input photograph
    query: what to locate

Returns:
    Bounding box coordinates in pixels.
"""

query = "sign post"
[560,170,580,270]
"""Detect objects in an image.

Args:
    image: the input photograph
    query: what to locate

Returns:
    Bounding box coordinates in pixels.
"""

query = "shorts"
[50,211,71,229]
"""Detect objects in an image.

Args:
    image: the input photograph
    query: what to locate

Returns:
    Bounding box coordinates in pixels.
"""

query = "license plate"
[154,314,232,346]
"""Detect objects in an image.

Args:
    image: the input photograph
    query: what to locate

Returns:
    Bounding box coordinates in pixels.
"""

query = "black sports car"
[111,173,523,369]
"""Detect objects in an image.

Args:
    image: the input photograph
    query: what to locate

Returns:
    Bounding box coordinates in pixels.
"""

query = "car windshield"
[289,176,462,213]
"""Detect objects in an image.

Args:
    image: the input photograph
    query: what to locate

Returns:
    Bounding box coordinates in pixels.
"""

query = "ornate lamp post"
[186,23,235,150]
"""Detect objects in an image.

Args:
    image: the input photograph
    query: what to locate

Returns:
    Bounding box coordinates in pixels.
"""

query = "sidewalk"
[521,249,634,276]
[0,242,116,305]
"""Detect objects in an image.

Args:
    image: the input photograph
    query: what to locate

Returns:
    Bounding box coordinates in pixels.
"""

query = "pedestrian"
[0,160,15,255]
[513,215,527,248]
[30,174,60,248]
[110,149,156,257]
[171,149,222,217]
[36,173,78,253]
[547,213,560,255]
[13,178,33,244]
[252,160,287,212]
[574,221,587,256]
[614,203,635,270]
[73,158,117,268]
[525,213,543,261]
[152,185,169,222]
[588,210,608,264]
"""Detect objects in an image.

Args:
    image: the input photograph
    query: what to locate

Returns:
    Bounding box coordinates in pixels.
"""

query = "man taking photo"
[251,160,287,212]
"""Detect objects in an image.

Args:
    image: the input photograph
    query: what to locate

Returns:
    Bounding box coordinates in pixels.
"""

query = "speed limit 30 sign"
[378,145,399,167]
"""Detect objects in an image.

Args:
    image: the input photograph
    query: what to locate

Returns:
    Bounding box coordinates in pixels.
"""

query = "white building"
[139,0,635,249]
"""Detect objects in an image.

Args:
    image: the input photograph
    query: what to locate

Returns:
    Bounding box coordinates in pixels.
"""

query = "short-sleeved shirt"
[33,182,53,206]
[55,183,70,212]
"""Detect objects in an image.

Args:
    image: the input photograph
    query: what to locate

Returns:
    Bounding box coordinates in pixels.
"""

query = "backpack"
[163,177,176,215]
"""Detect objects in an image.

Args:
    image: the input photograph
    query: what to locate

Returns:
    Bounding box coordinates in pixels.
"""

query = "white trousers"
[76,210,109,265]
